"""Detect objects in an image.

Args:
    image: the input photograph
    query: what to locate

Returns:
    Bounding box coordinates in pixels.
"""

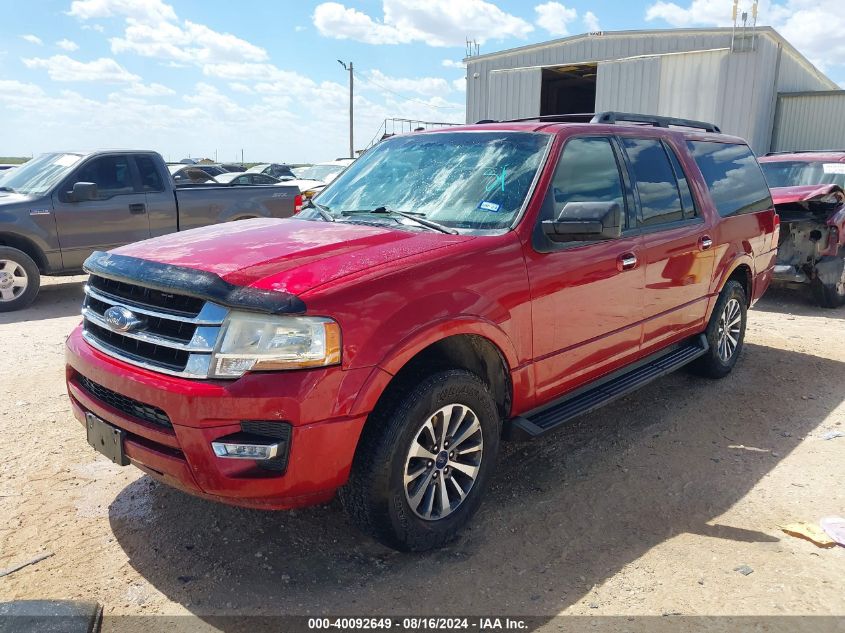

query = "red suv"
[65,113,778,551]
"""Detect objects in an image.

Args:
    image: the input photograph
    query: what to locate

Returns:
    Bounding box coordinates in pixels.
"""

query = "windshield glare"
[0,153,82,195]
[315,131,550,231]
[760,160,845,188]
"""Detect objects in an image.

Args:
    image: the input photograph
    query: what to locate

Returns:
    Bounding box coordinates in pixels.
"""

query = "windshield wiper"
[345,207,457,235]
[301,198,335,222]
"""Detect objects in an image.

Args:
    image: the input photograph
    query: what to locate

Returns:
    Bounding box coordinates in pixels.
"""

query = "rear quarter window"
[686,141,772,217]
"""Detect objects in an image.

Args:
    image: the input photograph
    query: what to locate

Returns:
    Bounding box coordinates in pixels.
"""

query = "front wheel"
[339,370,500,551]
[0,247,40,312]
[690,280,747,379]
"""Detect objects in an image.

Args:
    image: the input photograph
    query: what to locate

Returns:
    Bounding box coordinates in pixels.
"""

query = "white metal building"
[464,27,845,154]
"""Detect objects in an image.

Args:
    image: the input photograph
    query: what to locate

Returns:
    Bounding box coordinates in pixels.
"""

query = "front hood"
[770,184,843,205]
[112,217,472,295]
[0,191,38,206]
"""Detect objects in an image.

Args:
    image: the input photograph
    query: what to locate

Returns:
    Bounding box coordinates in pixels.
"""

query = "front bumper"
[65,326,370,510]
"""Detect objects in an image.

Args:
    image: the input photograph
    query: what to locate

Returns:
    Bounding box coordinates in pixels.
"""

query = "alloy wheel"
[403,403,483,521]
[0,259,28,302]
[716,298,742,363]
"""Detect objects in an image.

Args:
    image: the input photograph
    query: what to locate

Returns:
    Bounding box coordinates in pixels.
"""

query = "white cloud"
[70,0,268,65]
[68,0,178,24]
[365,69,452,97]
[583,10,601,31]
[125,81,174,96]
[21,34,44,45]
[229,82,253,94]
[452,78,466,92]
[534,2,578,36]
[442,59,465,69]
[312,0,533,47]
[645,0,845,71]
[294,25,306,32]
[56,39,80,51]
[22,55,140,83]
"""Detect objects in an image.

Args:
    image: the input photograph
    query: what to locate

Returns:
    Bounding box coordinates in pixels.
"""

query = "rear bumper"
[65,326,369,510]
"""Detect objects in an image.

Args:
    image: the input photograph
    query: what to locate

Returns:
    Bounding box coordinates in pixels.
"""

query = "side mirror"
[70,182,98,202]
[542,201,622,242]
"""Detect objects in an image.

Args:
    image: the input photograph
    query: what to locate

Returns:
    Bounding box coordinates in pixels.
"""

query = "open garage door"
[540,64,597,115]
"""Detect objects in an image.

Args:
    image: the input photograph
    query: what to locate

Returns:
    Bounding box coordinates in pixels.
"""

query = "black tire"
[0,246,40,312]
[689,280,748,379]
[810,256,845,308]
[339,370,500,551]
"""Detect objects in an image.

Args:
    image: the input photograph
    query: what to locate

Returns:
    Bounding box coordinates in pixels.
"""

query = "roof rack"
[765,149,845,156]
[479,111,721,133]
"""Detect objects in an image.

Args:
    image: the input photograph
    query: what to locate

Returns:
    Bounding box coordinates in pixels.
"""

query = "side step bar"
[507,334,709,440]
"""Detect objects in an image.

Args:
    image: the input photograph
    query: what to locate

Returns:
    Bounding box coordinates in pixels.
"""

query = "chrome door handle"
[700,236,713,250]
[129,203,146,215]
[618,253,638,271]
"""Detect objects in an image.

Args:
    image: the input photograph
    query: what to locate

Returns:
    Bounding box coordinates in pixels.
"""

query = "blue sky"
[1,0,843,163]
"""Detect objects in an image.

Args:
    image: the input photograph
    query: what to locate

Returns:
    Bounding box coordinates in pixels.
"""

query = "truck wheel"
[0,247,40,312]
[340,370,500,551]
[810,256,845,308]
[689,280,747,379]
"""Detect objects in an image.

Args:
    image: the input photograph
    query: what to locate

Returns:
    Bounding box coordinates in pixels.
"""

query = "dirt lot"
[1,276,843,630]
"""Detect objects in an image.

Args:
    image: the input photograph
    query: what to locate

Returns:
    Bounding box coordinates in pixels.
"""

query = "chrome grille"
[82,275,228,379]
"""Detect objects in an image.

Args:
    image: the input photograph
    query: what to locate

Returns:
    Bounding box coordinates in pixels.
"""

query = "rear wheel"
[811,255,845,308]
[0,247,40,312]
[339,370,500,551]
[690,280,747,378]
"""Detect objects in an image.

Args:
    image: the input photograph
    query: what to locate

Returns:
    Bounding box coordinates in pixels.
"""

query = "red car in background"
[759,152,845,307]
[65,113,778,551]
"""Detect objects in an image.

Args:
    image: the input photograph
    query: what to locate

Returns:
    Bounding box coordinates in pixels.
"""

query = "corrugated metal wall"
[657,50,725,123]
[772,92,845,151]
[595,57,660,114]
[486,68,541,121]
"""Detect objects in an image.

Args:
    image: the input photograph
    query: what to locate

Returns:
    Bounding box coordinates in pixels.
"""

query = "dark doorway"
[540,64,598,115]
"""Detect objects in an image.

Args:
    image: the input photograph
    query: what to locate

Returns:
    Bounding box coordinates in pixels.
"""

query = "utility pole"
[338,60,354,157]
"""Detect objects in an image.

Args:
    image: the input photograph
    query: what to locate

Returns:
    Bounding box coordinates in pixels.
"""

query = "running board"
[507,334,709,440]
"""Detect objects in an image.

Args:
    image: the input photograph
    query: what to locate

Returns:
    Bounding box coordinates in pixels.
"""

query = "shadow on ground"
[0,276,85,324]
[754,286,845,320]
[108,343,844,631]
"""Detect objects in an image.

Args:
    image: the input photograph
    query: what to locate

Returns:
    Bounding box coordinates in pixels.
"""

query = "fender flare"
[348,317,520,417]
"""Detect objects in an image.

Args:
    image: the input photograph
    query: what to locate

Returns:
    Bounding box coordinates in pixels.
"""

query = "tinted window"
[687,141,772,217]
[665,144,697,218]
[75,155,134,199]
[622,138,683,225]
[551,137,625,219]
[135,155,164,192]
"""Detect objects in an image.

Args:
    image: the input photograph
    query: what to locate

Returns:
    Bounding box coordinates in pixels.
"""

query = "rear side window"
[621,138,683,226]
[135,155,164,192]
[551,137,625,219]
[687,141,772,217]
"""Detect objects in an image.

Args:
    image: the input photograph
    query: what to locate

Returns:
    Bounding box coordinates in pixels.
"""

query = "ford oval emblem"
[103,306,145,333]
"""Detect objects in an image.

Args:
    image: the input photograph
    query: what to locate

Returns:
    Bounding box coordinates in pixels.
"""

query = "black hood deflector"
[83,251,306,315]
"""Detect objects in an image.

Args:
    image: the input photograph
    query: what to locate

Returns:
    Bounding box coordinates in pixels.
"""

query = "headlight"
[210,313,341,378]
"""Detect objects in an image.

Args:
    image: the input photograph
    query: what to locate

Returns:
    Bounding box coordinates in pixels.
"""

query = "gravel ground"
[0,276,843,631]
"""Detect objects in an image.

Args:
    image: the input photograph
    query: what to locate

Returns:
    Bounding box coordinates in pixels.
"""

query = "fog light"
[212,440,280,460]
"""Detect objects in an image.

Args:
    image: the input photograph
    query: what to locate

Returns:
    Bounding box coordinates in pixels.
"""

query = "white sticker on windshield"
[822,163,845,174]
[478,201,501,212]
[55,154,81,167]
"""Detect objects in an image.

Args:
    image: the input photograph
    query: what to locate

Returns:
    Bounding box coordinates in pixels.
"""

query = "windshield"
[314,131,550,231]
[0,153,82,195]
[297,164,346,182]
[760,160,845,188]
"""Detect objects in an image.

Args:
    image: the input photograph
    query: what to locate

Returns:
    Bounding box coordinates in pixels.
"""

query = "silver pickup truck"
[0,150,301,311]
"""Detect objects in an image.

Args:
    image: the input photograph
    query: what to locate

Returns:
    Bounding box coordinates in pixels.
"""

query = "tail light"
[772,213,780,250]
[294,194,303,214]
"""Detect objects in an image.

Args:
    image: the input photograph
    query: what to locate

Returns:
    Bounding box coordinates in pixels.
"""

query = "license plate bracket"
[86,412,129,466]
